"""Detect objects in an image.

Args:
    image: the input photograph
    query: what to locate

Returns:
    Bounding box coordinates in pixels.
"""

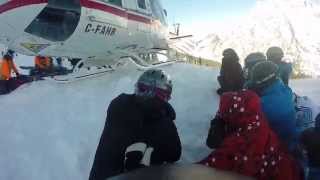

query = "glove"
[206,116,226,149]
[124,142,147,171]
[141,147,154,166]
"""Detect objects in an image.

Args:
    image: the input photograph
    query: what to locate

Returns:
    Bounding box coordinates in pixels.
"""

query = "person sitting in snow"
[32,56,53,76]
[89,69,181,180]
[266,46,292,86]
[201,90,302,180]
[248,61,298,151]
[217,48,244,95]
[243,52,267,89]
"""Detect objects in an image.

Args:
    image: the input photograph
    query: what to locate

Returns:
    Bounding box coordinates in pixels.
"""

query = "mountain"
[195,0,320,76]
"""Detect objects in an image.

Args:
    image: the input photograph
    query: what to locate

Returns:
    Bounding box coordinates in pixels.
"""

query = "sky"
[161,0,257,37]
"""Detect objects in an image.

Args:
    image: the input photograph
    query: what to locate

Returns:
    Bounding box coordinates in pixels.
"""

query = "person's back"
[249,61,297,149]
[89,69,181,180]
[200,90,302,180]
[1,54,19,80]
[35,56,52,71]
[259,79,297,147]
[217,48,244,95]
[243,52,267,89]
[266,46,292,86]
[278,61,293,86]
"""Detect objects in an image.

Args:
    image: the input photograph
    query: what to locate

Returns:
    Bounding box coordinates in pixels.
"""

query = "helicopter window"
[47,0,81,10]
[150,0,167,25]
[25,7,80,42]
[97,0,122,7]
[138,0,146,10]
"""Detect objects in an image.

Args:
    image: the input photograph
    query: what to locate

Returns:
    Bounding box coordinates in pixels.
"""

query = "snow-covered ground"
[0,62,319,180]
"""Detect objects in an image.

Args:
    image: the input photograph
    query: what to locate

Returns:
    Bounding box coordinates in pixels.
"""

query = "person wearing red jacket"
[201,90,303,180]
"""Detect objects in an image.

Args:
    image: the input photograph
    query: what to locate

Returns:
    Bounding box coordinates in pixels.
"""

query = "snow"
[291,78,320,103]
[0,62,217,180]
[0,61,319,180]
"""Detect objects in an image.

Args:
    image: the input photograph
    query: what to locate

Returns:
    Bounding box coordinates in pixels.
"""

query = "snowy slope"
[0,63,218,180]
[0,61,319,180]
[195,0,320,76]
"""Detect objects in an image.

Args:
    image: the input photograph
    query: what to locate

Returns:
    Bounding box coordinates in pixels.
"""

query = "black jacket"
[89,94,181,180]
[206,116,225,149]
[301,128,320,167]
[218,57,244,93]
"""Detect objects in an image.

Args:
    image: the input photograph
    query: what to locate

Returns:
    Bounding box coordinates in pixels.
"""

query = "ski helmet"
[222,48,239,62]
[244,52,266,79]
[244,52,266,69]
[250,61,279,90]
[135,69,173,102]
[266,47,284,63]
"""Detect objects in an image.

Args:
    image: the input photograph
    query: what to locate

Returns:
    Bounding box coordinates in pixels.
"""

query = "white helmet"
[135,69,173,102]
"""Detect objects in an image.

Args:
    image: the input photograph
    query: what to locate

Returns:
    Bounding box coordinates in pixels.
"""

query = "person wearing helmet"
[200,90,302,180]
[0,50,19,94]
[266,46,292,86]
[217,48,244,95]
[32,56,53,76]
[0,50,19,80]
[243,52,267,89]
[89,69,181,180]
[249,61,298,151]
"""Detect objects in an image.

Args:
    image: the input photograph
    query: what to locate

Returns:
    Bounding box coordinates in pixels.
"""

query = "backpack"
[206,116,226,149]
[295,94,320,134]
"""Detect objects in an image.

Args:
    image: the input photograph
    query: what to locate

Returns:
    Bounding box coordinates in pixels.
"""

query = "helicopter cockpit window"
[150,0,167,26]
[138,0,147,10]
[97,0,122,7]
[47,0,80,10]
[25,1,81,42]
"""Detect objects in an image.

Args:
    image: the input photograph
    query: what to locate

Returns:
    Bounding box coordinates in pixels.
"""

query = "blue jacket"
[316,113,320,129]
[259,79,298,149]
[277,62,292,86]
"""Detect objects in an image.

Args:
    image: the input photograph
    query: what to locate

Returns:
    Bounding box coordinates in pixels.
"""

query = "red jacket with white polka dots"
[200,90,302,180]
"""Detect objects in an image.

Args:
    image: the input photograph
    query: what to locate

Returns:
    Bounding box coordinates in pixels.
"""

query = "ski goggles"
[136,83,172,102]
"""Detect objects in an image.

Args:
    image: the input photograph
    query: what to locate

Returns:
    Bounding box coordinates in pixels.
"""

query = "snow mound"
[0,63,218,180]
[0,61,319,180]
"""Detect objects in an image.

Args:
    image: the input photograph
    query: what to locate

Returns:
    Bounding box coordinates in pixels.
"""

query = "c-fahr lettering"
[85,23,117,37]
